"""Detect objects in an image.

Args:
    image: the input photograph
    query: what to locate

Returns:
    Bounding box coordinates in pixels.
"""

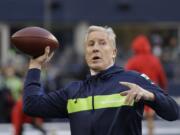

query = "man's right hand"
[29,46,54,70]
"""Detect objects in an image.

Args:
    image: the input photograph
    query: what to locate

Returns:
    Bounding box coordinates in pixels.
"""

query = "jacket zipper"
[92,78,96,112]
[92,93,95,111]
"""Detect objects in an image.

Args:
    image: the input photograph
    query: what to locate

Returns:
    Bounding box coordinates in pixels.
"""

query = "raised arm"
[23,68,68,118]
[23,46,68,118]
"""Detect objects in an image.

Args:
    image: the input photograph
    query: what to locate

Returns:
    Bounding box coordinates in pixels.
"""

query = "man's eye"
[88,42,94,46]
[100,41,106,45]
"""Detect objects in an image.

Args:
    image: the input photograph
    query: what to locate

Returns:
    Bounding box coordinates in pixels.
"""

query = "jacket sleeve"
[135,73,179,121]
[23,69,68,118]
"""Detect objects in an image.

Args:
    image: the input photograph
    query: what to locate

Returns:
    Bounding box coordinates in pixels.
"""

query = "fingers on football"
[46,52,54,62]
[45,46,50,57]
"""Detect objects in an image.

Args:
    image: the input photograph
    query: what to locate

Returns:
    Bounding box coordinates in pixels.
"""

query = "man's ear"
[112,48,117,59]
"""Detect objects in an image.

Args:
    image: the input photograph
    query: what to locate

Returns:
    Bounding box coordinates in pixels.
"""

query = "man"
[23,26,179,135]
[125,35,168,135]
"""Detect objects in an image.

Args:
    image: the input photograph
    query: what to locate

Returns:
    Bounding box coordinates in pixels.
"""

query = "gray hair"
[84,25,116,48]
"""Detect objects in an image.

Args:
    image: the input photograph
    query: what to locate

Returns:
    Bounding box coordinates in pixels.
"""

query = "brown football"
[11,26,59,58]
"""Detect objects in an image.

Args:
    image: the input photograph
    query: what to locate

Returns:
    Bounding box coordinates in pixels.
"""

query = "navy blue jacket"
[23,65,179,135]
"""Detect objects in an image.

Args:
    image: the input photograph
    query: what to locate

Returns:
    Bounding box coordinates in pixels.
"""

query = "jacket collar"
[90,63,114,76]
[86,65,124,80]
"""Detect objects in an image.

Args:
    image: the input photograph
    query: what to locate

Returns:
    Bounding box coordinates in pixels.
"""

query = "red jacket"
[125,35,167,90]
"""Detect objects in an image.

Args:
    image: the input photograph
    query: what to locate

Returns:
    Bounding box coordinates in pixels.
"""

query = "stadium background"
[0,0,180,135]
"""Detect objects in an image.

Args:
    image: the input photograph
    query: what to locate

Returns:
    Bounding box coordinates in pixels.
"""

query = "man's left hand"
[119,82,155,105]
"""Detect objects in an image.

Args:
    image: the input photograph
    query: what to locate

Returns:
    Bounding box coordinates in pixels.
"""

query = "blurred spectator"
[2,66,22,101]
[126,35,168,89]
[0,68,14,123]
[11,97,46,135]
[0,65,27,124]
[150,33,163,57]
[163,36,178,60]
[125,35,168,135]
[160,48,175,81]
[0,86,14,123]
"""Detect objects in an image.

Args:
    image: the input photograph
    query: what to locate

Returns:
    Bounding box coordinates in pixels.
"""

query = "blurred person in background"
[23,26,179,135]
[0,66,17,123]
[3,66,22,101]
[0,68,14,122]
[3,66,47,135]
[0,86,14,123]
[163,36,178,60]
[125,35,168,135]
[11,96,46,135]
[160,36,178,82]
[150,33,163,57]
[160,48,175,81]
[0,65,46,134]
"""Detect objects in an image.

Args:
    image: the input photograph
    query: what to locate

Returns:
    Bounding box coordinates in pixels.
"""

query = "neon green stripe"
[67,94,134,114]
[67,96,92,113]
[94,94,133,109]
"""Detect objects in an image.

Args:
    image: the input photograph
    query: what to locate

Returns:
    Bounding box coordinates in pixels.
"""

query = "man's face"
[85,31,117,72]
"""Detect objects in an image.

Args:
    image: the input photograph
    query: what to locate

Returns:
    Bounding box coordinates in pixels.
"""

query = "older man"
[23,26,179,135]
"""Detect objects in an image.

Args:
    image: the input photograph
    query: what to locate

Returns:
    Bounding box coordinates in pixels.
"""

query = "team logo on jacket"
[140,74,154,84]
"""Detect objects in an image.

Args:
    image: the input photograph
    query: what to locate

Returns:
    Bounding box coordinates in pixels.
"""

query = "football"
[11,26,59,58]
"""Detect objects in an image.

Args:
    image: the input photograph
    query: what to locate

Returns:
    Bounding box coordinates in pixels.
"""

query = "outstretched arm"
[120,81,179,121]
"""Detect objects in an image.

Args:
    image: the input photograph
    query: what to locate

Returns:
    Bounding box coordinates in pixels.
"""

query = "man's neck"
[90,63,114,76]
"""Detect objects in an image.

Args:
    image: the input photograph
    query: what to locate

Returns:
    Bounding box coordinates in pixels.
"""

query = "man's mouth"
[92,56,101,60]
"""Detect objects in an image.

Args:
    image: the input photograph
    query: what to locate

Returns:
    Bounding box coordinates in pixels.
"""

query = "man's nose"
[92,43,100,52]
